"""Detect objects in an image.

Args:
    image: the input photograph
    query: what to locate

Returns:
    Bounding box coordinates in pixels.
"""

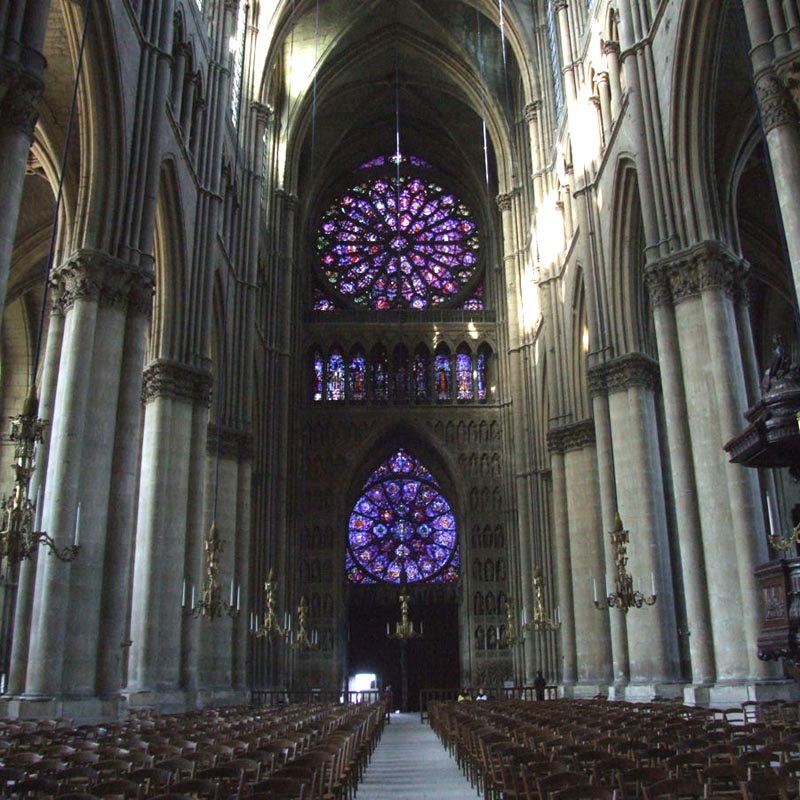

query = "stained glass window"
[372,347,389,402]
[312,350,324,402]
[346,448,459,585]
[348,350,367,401]
[435,349,451,401]
[459,283,485,310]
[326,350,345,401]
[477,349,488,401]
[393,346,410,404]
[317,172,480,310]
[456,348,473,400]
[313,286,338,311]
[413,348,430,401]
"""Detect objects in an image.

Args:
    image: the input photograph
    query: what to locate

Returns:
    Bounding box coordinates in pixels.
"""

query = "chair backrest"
[92,778,142,799]
[641,777,705,800]
[169,778,219,800]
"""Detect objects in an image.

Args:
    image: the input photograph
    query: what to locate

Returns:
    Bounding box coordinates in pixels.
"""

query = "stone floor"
[356,711,477,799]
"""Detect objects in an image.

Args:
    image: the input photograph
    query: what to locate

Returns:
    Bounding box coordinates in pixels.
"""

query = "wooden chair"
[618,766,671,800]
[640,777,704,800]
[14,776,60,800]
[537,770,593,800]
[701,764,748,799]
[127,767,172,798]
[248,777,306,800]
[552,787,615,800]
[194,766,244,800]
[156,759,196,783]
[741,773,798,800]
[168,778,219,800]
[92,778,143,800]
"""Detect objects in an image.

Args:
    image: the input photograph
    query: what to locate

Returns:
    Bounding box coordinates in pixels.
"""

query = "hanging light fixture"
[0,386,80,573]
[184,521,239,619]
[522,566,560,633]
[0,2,92,578]
[253,569,289,639]
[387,577,422,641]
[290,595,318,651]
[500,595,519,647]
[594,513,656,612]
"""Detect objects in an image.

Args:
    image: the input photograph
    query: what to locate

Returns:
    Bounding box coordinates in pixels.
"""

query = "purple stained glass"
[456,350,473,400]
[435,352,451,401]
[313,286,338,311]
[317,173,479,310]
[312,351,324,402]
[349,352,367,401]
[459,283,485,310]
[477,350,487,401]
[346,448,459,585]
[327,351,345,401]
[413,350,429,400]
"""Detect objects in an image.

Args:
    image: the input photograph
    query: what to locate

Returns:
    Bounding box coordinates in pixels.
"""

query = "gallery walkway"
[357,711,475,799]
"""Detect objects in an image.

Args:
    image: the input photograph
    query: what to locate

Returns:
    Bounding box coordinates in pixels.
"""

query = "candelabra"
[254,569,288,639]
[766,494,800,552]
[185,521,239,619]
[0,386,79,573]
[387,588,422,640]
[522,566,560,633]
[290,595,319,650]
[500,596,519,647]
[594,512,656,612]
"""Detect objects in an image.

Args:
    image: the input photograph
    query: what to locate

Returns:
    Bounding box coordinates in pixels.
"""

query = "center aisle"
[356,711,475,800]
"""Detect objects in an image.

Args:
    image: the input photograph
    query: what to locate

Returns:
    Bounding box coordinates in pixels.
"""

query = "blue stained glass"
[456,351,473,400]
[346,448,459,585]
[312,351,324,402]
[317,167,480,310]
[435,353,451,401]
[327,351,345,401]
[349,352,367,401]
[477,351,487,401]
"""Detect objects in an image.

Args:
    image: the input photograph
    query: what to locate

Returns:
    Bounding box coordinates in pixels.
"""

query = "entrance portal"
[348,585,459,711]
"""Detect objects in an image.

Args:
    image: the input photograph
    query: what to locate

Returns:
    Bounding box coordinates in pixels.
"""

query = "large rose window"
[346,448,459,584]
[317,173,480,310]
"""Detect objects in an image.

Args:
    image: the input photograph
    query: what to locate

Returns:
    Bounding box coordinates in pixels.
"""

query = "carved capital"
[142,359,213,405]
[207,422,254,460]
[50,249,155,313]
[588,353,660,397]
[275,188,298,209]
[0,71,43,138]
[553,0,568,11]
[546,418,596,454]
[755,70,798,134]
[644,241,748,307]
[523,100,542,123]
[603,41,621,58]
[496,189,519,211]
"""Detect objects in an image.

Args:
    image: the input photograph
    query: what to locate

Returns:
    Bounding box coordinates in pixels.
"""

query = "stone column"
[126,360,211,706]
[587,382,630,693]
[646,242,774,693]
[7,295,65,695]
[548,421,611,693]
[96,277,153,697]
[741,0,800,303]
[548,449,576,688]
[603,354,680,694]
[644,266,716,695]
[0,0,50,325]
[22,252,147,718]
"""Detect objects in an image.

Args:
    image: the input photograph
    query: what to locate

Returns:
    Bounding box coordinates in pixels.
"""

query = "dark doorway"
[348,583,459,711]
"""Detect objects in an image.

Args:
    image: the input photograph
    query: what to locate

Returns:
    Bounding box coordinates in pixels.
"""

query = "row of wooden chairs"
[0,700,387,800]
[430,699,800,800]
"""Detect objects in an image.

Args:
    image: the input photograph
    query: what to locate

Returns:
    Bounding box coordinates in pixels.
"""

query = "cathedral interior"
[1,0,800,720]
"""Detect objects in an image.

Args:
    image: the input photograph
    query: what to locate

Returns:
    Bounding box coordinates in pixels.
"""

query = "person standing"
[534,670,547,701]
